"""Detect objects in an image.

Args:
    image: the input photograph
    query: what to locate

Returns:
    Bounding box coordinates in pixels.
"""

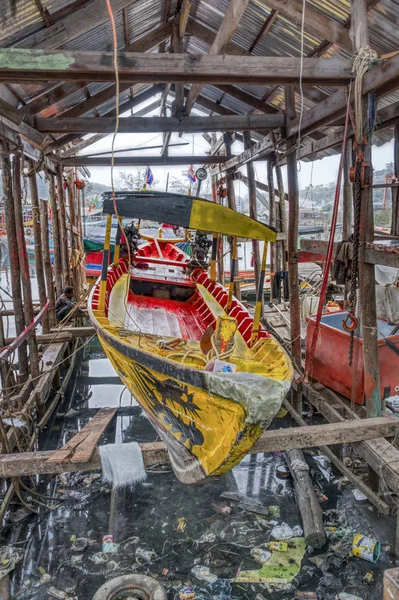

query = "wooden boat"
[88,191,293,483]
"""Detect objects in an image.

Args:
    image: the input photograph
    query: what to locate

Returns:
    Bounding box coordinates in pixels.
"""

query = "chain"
[348,155,362,365]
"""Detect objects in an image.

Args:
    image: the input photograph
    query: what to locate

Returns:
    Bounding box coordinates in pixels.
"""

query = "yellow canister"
[352,534,380,563]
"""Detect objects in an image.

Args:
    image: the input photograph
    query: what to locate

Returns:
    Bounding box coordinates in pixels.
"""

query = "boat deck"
[125,294,205,340]
[130,264,194,286]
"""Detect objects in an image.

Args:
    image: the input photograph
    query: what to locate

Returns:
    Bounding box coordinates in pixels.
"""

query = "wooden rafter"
[33,0,52,27]
[35,113,285,134]
[62,154,233,166]
[184,0,250,115]
[0,51,353,85]
[185,18,249,56]
[249,8,278,53]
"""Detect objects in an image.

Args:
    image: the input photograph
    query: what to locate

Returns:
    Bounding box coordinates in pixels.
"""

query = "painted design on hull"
[100,338,263,478]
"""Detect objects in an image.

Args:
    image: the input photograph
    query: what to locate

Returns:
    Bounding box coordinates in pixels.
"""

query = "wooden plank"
[62,154,234,167]
[258,0,352,53]
[46,407,117,464]
[184,0,251,115]
[250,417,399,453]
[50,326,95,338]
[0,442,168,478]
[0,50,354,85]
[35,114,284,134]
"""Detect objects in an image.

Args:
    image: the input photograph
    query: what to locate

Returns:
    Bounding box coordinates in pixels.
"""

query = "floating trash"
[352,534,380,563]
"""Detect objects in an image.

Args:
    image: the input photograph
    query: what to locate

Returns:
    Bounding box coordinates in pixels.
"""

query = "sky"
[81,94,395,194]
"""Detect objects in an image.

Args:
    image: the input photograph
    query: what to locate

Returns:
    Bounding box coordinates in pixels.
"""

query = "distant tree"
[116,169,159,190]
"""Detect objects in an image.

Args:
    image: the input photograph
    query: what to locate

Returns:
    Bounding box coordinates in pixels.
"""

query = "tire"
[92,575,167,600]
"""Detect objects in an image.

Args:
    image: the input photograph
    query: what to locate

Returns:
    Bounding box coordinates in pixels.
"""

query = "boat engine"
[187,230,212,272]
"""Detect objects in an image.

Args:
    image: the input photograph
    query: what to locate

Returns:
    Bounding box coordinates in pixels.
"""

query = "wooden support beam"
[179,0,192,39]
[243,131,261,311]
[249,9,278,53]
[0,50,353,85]
[185,18,249,56]
[215,84,279,114]
[286,85,302,414]
[185,0,251,115]
[352,0,381,419]
[391,124,399,236]
[35,114,284,134]
[251,416,399,453]
[258,0,352,53]
[343,137,353,240]
[0,442,168,478]
[62,154,232,167]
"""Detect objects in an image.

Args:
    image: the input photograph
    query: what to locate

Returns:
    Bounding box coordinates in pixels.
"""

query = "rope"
[352,45,379,145]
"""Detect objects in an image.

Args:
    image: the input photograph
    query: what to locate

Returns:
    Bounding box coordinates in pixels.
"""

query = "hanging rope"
[352,45,379,145]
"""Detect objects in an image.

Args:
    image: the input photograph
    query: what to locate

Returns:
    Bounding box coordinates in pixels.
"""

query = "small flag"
[187,165,196,183]
[145,166,154,185]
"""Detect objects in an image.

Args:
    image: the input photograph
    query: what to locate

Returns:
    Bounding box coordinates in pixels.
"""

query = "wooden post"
[285,85,302,414]
[48,174,63,297]
[40,200,56,327]
[251,241,268,347]
[224,132,241,300]
[227,236,238,311]
[391,125,399,236]
[56,165,71,286]
[275,160,288,271]
[243,131,261,301]
[12,153,40,378]
[0,141,29,382]
[75,169,86,289]
[352,0,381,418]
[27,162,49,333]
[267,159,277,300]
[342,138,353,240]
[66,169,81,296]
[211,173,224,285]
[286,448,326,548]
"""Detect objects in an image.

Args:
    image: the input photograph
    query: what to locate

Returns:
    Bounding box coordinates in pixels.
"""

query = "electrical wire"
[297,0,306,171]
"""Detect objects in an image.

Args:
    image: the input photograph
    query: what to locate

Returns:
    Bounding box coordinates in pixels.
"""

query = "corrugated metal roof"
[1,0,398,159]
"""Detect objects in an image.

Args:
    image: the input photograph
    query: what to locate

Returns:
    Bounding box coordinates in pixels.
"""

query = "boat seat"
[108,273,129,327]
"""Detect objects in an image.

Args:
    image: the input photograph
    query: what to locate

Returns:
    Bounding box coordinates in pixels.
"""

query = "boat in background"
[88,191,293,483]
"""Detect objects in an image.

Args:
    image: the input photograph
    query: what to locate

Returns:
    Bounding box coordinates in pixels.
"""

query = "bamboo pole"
[251,241,268,347]
[27,162,49,333]
[48,174,63,296]
[243,131,261,307]
[40,200,56,327]
[65,169,81,296]
[227,236,238,311]
[0,141,29,382]
[12,153,39,378]
[342,138,353,240]
[275,161,288,271]
[56,165,71,286]
[98,214,113,312]
[285,85,302,414]
[224,133,241,300]
[267,159,277,300]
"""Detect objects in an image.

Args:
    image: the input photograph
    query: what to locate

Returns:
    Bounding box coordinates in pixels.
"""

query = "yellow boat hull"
[98,333,264,481]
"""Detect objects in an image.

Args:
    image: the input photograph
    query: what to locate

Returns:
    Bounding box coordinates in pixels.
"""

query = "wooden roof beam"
[249,9,278,53]
[19,22,173,118]
[185,17,249,56]
[35,113,285,134]
[184,0,250,115]
[0,51,353,85]
[62,155,232,167]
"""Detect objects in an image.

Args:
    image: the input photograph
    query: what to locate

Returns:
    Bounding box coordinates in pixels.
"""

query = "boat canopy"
[102,191,277,242]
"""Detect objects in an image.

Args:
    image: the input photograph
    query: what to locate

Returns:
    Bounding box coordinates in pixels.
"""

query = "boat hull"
[97,330,265,482]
